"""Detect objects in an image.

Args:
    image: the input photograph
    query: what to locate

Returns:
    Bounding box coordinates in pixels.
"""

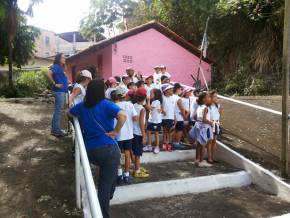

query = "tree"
[0,0,41,87]
[80,0,138,38]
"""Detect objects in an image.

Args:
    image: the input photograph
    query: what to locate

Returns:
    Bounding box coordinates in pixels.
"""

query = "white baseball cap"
[80,70,92,80]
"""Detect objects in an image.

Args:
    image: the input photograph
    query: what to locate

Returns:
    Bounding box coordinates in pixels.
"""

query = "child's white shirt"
[72,83,86,105]
[209,104,221,121]
[145,84,154,98]
[148,100,162,124]
[196,104,210,121]
[133,103,145,136]
[173,94,184,122]
[162,95,176,120]
[116,101,137,141]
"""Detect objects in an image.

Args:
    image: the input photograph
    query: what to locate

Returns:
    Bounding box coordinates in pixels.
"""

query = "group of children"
[69,66,222,185]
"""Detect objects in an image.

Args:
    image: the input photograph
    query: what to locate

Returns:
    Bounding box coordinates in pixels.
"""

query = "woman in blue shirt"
[70,80,126,218]
[47,53,68,137]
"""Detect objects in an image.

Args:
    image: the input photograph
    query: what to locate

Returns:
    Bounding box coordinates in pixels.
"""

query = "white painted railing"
[73,117,103,218]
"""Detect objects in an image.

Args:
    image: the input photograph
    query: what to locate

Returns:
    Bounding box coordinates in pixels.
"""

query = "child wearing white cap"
[69,70,92,106]
[114,86,138,184]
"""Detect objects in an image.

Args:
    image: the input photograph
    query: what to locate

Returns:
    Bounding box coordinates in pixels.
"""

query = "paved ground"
[111,185,290,218]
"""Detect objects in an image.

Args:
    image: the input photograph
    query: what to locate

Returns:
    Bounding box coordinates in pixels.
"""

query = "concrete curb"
[141,150,195,163]
[216,141,290,203]
[111,171,251,205]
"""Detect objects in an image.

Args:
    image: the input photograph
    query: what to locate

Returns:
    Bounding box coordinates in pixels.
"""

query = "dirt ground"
[0,100,81,218]
[219,96,290,179]
[111,185,290,218]
[0,96,290,218]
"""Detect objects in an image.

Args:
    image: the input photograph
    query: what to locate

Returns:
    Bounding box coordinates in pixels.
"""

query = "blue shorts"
[118,139,132,151]
[175,121,184,131]
[132,134,143,156]
[162,119,174,129]
[147,122,162,132]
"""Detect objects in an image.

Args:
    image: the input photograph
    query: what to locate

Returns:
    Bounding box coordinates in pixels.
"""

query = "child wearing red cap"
[133,88,149,178]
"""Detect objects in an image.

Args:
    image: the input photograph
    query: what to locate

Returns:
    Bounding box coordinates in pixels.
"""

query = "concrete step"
[111,169,251,205]
[111,185,290,218]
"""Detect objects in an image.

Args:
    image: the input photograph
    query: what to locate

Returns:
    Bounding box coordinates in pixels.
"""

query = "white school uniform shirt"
[105,87,115,99]
[153,72,162,86]
[196,105,210,121]
[173,94,184,122]
[145,84,155,98]
[133,103,145,136]
[162,95,176,120]
[209,104,221,121]
[116,101,137,141]
[148,100,162,124]
[72,83,86,105]
[190,97,198,120]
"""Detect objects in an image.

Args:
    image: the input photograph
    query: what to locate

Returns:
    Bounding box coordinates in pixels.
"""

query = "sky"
[18,0,91,33]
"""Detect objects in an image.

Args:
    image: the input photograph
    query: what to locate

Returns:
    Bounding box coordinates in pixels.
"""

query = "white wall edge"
[216,141,290,203]
[271,213,290,218]
[141,150,196,164]
[111,171,251,205]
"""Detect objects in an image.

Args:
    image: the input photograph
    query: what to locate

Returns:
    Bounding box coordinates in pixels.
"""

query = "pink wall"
[111,28,211,86]
[66,45,112,82]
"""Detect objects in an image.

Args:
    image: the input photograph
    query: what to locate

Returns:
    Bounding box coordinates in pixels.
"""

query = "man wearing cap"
[126,67,138,83]
[160,65,171,79]
[153,66,162,86]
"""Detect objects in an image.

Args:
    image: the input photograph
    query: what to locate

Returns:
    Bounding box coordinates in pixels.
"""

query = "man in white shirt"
[160,65,171,78]
[126,67,139,83]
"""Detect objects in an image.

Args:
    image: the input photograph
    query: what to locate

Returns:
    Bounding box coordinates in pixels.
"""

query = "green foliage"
[80,0,285,95]
[0,69,50,98]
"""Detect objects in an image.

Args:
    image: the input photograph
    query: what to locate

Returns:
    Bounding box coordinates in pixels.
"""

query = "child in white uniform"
[115,86,138,184]
[133,88,149,178]
[189,92,213,167]
[161,84,175,151]
[208,90,222,164]
[147,89,163,154]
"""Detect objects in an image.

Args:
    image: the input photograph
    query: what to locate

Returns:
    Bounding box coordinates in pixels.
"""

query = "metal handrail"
[73,117,103,218]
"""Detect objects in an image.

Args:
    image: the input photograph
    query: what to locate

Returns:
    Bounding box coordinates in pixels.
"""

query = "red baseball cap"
[135,87,147,97]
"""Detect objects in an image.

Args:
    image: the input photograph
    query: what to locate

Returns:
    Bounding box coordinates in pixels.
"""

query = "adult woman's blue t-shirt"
[51,64,68,92]
[70,99,121,149]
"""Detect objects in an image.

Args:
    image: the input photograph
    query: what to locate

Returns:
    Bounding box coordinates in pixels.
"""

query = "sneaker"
[134,170,149,178]
[166,143,172,152]
[116,175,123,185]
[153,146,160,154]
[123,175,131,184]
[143,145,153,152]
[172,143,187,150]
[140,167,149,174]
[162,143,167,151]
[198,160,213,168]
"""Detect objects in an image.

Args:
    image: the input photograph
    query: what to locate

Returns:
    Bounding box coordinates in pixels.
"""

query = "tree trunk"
[8,40,13,87]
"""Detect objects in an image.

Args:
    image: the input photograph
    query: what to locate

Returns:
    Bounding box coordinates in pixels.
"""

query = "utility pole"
[281,0,290,178]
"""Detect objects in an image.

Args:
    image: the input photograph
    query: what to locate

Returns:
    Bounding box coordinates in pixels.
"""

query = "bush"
[0,68,50,98]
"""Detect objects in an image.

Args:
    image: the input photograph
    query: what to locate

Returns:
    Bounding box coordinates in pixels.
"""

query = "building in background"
[66,21,213,86]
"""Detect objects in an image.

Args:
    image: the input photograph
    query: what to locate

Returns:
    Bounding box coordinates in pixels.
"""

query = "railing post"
[75,137,81,208]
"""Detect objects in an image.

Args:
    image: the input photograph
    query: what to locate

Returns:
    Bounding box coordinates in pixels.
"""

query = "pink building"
[66,21,212,86]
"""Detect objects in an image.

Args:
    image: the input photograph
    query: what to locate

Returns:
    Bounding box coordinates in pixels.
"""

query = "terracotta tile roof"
[66,21,213,63]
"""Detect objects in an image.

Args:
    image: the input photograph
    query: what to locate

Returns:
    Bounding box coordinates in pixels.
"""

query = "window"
[45,36,50,46]
[122,55,133,63]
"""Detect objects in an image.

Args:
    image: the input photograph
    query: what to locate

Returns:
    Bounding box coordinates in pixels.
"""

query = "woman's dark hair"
[110,90,118,102]
[53,53,64,68]
[136,80,144,88]
[196,92,208,105]
[152,88,163,104]
[84,80,105,108]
